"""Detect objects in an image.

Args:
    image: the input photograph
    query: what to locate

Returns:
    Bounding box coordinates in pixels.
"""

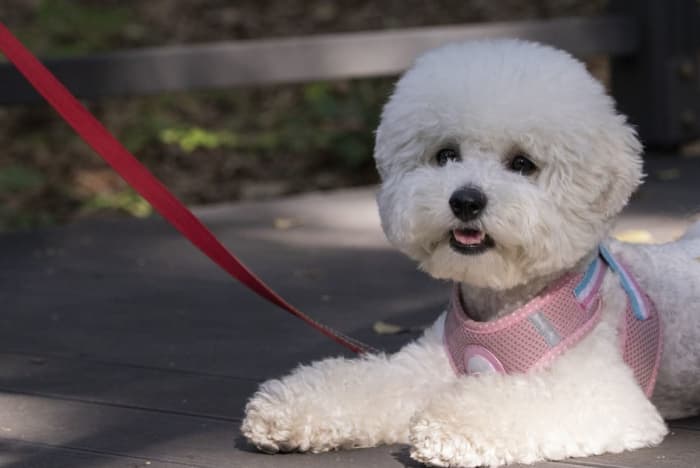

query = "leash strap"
[0,22,375,355]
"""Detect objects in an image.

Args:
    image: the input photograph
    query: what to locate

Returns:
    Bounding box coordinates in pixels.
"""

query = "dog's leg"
[241,315,455,453]
[409,320,668,467]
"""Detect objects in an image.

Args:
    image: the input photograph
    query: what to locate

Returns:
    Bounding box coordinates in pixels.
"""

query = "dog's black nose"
[449,187,487,222]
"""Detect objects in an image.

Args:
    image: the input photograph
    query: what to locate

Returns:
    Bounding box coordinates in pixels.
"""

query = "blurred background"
[3,4,700,467]
[0,0,607,231]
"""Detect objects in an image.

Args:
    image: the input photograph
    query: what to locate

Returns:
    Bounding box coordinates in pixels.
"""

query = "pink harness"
[443,246,663,397]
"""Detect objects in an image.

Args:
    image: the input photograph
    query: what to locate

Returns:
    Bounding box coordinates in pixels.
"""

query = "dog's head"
[374,39,643,290]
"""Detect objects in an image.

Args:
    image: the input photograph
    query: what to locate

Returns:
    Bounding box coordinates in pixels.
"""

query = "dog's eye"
[435,148,460,166]
[508,154,537,175]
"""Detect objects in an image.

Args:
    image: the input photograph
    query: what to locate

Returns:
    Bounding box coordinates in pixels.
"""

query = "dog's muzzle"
[449,186,487,222]
[447,186,494,254]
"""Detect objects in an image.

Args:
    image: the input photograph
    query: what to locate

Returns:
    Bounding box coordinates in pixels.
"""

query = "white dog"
[241,39,700,467]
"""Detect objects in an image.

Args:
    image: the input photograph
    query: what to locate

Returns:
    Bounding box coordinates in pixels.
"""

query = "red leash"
[0,23,375,355]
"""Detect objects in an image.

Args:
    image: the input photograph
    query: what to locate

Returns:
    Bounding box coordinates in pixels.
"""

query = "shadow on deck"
[0,154,698,467]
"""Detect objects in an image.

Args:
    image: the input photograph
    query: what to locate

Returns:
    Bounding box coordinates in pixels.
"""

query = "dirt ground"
[0,0,606,230]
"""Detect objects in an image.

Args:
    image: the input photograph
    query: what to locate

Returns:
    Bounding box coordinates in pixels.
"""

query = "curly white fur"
[242,39,700,467]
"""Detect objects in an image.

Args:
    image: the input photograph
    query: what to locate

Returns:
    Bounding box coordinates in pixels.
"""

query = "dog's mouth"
[449,228,495,255]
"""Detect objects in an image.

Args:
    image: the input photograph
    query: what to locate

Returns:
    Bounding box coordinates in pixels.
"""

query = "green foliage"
[331,132,372,168]
[120,115,174,153]
[17,0,133,55]
[151,78,389,168]
[296,80,388,168]
[0,165,45,193]
[0,76,390,231]
[0,165,50,231]
[84,189,152,218]
[159,127,239,153]
[303,83,340,118]
[0,208,55,231]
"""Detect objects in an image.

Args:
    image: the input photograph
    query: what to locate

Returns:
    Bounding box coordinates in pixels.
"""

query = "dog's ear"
[373,95,429,182]
[593,116,644,219]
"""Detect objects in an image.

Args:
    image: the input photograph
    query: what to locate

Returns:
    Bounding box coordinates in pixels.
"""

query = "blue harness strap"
[599,245,649,320]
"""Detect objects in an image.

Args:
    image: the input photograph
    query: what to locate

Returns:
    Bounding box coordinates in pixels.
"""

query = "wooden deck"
[1,155,699,467]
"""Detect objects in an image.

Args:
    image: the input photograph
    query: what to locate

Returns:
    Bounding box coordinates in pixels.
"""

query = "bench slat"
[0,16,636,104]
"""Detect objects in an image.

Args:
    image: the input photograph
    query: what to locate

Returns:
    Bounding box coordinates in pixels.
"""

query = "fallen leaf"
[0,165,45,193]
[614,230,654,244]
[373,321,405,335]
[372,321,429,335]
[273,217,299,230]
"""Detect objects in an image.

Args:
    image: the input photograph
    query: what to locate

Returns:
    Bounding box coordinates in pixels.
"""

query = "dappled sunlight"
[2,2,699,465]
[139,427,241,465]
[221,187,390,249]
[0,392,100,443]
[613,214,691,244]
[0,390,242,468]
[193,186,383,231]
[238,224,389,250]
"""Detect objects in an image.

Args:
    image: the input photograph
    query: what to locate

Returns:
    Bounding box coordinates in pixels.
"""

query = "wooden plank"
[2,186,698,467]
[0,392,239,467]
[0,236,436,379]
[0,390,413,468]
[0,16,637,104]
[0,352,257,421]
[3,404,694,468]
[670,416,700,431]
[229,440,585,468]
[0,189,444,381]
[574,429,700,467]
[2,350,696,468]
[0,438,204,468]
[0,391,603,468]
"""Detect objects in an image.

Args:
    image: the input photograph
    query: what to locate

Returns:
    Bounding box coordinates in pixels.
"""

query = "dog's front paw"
[241,380,345,454]
[409,416,492,468]
[240,391,295,454]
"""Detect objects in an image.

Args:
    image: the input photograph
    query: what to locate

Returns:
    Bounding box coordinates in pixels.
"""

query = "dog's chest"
[444,246,662,397]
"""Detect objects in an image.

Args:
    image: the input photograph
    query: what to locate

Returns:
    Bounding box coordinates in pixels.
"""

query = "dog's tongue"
[453,228,485,246]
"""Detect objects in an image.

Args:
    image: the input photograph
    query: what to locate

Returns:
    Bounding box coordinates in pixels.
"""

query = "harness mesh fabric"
[443,250,662,397]
[444,273,601,375]
[620,282,662,397]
